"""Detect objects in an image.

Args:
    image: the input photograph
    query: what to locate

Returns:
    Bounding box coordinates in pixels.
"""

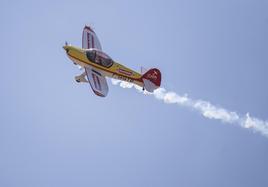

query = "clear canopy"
[86,49,113,68]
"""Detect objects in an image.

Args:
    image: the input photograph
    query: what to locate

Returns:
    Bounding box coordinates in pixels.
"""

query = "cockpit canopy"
[86,49,114,68]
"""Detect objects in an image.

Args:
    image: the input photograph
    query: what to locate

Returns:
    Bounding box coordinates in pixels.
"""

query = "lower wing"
[85,66,109,97]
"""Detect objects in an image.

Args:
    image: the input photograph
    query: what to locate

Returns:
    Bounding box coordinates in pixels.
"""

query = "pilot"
[95,55,100,64]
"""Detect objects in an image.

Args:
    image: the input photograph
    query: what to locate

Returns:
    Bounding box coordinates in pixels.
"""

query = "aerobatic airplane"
[63,25,161,97]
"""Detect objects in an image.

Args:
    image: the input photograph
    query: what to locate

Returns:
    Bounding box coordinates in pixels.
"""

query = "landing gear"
[75,72,88,83]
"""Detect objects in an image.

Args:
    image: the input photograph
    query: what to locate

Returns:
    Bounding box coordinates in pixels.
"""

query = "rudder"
[142,68,161,92]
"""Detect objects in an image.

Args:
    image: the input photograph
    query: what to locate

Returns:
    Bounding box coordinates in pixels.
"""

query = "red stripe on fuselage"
[68,53,143,83]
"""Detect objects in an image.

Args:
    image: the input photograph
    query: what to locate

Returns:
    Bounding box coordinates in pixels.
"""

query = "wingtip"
[84,25,95,33]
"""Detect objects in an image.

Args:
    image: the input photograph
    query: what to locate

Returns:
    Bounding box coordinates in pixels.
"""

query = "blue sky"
[1,0,268,186]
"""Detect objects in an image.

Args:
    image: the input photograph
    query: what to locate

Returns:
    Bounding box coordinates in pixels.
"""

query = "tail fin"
[142,68,161,92]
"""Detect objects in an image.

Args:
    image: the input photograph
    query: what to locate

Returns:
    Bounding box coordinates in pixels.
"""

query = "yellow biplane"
[63,26,161,97]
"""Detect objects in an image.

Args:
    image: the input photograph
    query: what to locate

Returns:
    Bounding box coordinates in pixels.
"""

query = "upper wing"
[85,67,108,97]
[82,25,102,50]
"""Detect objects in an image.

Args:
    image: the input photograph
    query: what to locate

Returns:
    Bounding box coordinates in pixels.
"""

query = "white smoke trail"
[111,79,268,138]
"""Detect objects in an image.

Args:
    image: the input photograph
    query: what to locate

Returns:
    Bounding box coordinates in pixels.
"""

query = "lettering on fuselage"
[117,68,133,76]
[112,73,134,83]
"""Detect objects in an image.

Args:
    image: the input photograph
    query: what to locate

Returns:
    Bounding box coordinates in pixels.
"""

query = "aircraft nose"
[63,45,69,52]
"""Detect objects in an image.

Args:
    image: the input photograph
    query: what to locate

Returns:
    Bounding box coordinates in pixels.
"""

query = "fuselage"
[63,45,144,87]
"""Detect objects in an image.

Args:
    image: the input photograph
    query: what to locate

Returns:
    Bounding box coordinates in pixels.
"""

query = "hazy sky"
[1,0,268,187]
